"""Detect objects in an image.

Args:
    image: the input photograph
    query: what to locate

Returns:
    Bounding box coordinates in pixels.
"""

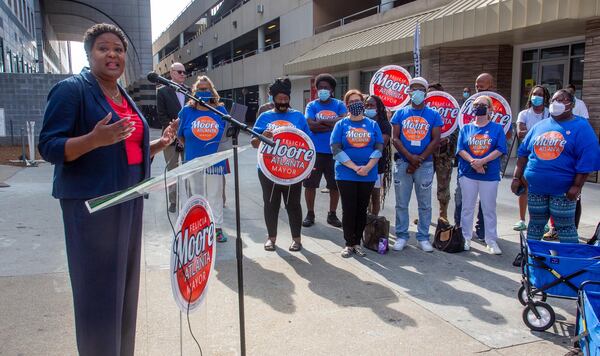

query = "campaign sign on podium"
[171,195,216,312]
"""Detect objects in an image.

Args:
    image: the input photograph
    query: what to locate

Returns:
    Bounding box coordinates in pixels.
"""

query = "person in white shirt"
[566,84,589,119]
[513,85,551,232]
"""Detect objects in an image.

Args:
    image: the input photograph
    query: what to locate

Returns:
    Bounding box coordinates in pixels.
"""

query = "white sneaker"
[392,238,407,251]
[418,240,434,252]
[463,240,471,251]
[487,241,502,255]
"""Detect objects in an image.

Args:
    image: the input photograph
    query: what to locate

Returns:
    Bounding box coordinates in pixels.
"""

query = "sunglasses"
[174,70,186,75]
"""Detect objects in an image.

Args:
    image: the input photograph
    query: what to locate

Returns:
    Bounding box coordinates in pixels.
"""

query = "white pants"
[187,173,225,228]
[459,176,499,244]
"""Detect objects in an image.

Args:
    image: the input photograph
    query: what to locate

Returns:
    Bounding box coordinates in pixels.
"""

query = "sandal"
[264,238,276,251]
[289,238,302,252]
[341,246,353,258]
[353,245,366,257]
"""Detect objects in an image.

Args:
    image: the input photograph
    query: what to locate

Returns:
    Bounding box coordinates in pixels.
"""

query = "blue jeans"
[394,160,434,241]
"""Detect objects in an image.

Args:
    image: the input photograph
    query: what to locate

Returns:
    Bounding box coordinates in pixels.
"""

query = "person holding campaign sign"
[178,75,230,243]
[331,89,383,258]
[252,78,312,252]
[513,89,600,243]
[390,77,442,253]
[457,95,507,254]
[303,74,345,228]
[513,85,551,232]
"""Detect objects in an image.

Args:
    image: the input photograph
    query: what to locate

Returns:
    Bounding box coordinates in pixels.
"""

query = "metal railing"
[313,0,397,35]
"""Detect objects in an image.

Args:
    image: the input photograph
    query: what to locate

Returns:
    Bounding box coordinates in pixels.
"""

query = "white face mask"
[549,101,566,116]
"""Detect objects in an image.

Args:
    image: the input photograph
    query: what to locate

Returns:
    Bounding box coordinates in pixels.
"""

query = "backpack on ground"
[363,214,390,253]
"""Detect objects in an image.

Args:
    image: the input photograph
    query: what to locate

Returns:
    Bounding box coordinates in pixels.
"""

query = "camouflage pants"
[433,152,454,218]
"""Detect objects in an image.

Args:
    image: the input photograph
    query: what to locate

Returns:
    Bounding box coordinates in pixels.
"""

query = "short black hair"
[427,83,444,92]
[553,88,575,103]
[83,23,128,55]
[315,73,337,90]
[270,77,292,98]
[566,83,576,91]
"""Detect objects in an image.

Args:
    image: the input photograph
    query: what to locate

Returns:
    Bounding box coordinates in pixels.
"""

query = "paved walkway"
[1,132,599,355]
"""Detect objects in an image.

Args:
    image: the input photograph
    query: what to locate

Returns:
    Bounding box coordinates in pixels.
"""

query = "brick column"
[582,19,600,182]
[583,19,600,134]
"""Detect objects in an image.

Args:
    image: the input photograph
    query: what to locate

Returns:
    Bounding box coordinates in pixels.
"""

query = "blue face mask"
[364,108,377,118]
[317,89,331,101]
[195,91,212,101]
[463,92,470,99]
[268,94,273,103]
[531,95,544,107]
[411,90,425,105]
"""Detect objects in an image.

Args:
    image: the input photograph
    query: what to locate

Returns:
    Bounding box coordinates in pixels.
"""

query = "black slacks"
[337,180,375,247]
[258,169,303,238]
[60,165,144,356]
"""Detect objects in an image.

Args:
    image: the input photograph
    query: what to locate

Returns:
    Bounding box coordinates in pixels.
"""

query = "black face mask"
[275,102,290,112]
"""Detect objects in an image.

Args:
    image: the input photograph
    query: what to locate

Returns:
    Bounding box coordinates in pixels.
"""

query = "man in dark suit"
[157,62,187,212]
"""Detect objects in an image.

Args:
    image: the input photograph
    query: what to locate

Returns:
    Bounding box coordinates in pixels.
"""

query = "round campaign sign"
[258,126,316,185]
[425,91,460,138]
[170,195,216,313]
[458,91,512,134]
[369,65,412,111]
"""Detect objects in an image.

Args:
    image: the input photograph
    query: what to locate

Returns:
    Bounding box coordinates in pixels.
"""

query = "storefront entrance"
[519,43,585,109]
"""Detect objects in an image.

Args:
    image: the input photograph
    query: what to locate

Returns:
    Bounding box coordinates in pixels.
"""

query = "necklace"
[93,73,121,102]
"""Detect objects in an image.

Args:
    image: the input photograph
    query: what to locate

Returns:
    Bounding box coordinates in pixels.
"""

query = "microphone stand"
[169,83,274,356]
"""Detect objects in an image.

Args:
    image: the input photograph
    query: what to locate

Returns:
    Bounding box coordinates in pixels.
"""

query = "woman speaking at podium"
[38,24,176,356]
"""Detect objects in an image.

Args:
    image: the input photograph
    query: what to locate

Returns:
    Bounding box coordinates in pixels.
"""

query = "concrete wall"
[280,2,312,46]
[155,0,311,74]
[0,73,70,145]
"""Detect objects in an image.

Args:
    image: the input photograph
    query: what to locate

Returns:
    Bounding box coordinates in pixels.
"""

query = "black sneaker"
[327,212,342,228]
[302,212,315,227]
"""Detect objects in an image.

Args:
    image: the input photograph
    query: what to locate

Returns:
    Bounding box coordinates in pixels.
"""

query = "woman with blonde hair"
[456,95,507,254]
[177,75,230,242]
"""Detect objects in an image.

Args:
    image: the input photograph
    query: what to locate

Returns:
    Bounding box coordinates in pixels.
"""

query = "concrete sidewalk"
[1,135,598,355]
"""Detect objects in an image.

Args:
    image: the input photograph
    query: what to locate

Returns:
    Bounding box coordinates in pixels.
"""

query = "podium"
[85,146,250,355]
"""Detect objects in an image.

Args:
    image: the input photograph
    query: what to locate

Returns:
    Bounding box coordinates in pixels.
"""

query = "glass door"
[539,60,568,98]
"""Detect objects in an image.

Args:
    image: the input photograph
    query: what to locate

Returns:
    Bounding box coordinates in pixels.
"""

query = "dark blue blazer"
[38,69,151,199]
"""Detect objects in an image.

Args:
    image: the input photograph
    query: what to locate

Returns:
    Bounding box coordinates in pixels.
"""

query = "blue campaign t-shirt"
[253,108,311,136]
[390,106,443,161]
[518,116,600,195]
[305,98,347,154]
[456,121,507,181]
[330,117,383,182]
[177,105,229,174]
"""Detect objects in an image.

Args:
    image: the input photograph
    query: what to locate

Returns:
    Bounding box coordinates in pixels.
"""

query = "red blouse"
[106,95,144,165]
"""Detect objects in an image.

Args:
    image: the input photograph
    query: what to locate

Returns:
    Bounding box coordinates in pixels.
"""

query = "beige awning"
[284,9,441,75]
[284,0,600,75]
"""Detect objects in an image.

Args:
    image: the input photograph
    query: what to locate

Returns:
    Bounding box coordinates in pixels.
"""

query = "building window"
[334,76,348,100]
[519,42,585,109]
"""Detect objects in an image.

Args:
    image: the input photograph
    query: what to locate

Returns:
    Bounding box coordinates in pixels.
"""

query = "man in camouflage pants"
[433,131,457,220]
[427,83,457,221]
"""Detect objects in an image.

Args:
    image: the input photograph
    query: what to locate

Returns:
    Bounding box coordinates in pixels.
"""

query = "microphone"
[147,72,188,92]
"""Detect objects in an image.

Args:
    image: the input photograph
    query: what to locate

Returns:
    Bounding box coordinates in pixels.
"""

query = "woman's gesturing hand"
[90,112,135,147]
